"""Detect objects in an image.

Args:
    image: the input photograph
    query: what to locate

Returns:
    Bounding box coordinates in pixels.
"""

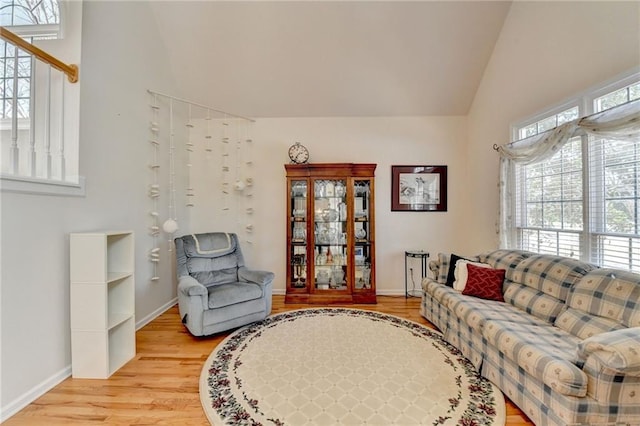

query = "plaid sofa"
[420,249,640,426]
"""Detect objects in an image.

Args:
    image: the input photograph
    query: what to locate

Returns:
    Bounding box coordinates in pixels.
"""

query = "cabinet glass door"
[290,180,307,289]
[313,178,348,291]
[354,179,372,290]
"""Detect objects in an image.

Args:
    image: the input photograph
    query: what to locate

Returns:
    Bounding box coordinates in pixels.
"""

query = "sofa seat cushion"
[483,319,587,397]
[208,282,264,309]
[449,294,549,334]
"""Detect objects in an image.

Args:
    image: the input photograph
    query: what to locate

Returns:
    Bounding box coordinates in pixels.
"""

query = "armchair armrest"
[178,275,208,312]
[178,275,207,296]
[577,327,640,375]
[238,266,275,286]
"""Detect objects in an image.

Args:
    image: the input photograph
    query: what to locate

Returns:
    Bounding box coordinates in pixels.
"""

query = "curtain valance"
[495,99,640,247]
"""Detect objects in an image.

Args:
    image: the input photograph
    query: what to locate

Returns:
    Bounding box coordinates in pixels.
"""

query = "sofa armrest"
[577,328,640,375]
[428,259,440,280]
[238,266,275,286]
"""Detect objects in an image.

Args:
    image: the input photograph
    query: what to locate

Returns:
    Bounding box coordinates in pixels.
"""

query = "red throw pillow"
[461,263,505,302]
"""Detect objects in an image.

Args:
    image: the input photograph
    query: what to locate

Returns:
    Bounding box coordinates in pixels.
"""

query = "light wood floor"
[5,296,535,425]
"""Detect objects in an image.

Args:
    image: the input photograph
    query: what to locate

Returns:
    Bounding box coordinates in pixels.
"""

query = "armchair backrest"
[174,232,245,286]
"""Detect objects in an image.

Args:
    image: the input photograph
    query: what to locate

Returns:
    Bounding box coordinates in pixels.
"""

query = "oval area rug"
[200,308,505,425]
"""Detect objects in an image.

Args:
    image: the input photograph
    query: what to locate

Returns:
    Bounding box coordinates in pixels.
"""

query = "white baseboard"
[1,297,179,424]
[272,289,410,297]
[0,366,71,423]
[136,297,178,330]
[375,289,410,296]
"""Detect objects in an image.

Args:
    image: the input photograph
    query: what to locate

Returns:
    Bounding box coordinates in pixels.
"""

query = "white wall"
[189,116,470,294]
[465,1,640,254]
[0,1,181,419]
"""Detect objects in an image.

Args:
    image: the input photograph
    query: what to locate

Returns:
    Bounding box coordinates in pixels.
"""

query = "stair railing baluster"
[29,56,36,177]
[10,45,19,174]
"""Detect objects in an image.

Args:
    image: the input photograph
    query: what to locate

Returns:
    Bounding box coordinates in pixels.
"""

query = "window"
[1,0,84,195]
[0,0,60,26]
[0,41,32,120]
[512,74,640,272]
[1,0,60,119]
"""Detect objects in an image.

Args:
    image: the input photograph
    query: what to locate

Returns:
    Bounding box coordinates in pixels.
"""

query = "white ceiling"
[149,1,512,118]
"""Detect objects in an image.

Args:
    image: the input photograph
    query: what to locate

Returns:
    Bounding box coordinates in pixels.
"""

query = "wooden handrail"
[0,26,78,83]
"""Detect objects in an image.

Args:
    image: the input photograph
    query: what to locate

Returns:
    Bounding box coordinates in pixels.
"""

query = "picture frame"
[391,165,447,212]
[354,246,364,257]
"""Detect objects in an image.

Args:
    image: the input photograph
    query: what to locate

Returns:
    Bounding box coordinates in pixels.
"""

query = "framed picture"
[391,165,447,212]
[354,246,364,257]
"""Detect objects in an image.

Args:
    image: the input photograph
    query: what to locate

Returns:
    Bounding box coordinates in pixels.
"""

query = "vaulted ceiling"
[149,1,512,118]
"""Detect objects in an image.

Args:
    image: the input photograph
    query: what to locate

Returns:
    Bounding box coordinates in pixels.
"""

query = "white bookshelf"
[70,231,135,378]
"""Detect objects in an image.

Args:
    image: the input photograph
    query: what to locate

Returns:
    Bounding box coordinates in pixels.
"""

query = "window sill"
[1,175,86,197]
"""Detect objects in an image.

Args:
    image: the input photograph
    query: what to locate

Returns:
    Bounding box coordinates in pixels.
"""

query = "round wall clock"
[288,142,310,164]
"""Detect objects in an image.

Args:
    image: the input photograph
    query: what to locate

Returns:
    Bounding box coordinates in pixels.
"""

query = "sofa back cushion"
[434,252,479,285]
[501,254,595,323]
[554,268,640,338]
[480,249,533,282]
[554,307,625,339]
[511,254,596,300]
[502,283,568,323]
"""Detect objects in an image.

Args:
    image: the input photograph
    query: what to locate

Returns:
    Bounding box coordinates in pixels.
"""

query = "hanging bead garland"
[146,89,255,281]
[243,121,255,244]
[221,119,230,212]
[185,104,195,208]
[148,93,161,281]
[205,109,213,154]
[162,99,179,241]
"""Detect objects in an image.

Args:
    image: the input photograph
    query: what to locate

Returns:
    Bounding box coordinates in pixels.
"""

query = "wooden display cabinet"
[285,163,376,304]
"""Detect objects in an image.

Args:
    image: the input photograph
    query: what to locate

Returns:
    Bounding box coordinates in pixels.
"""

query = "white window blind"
[515,135,583,260]
[587,83,640,270]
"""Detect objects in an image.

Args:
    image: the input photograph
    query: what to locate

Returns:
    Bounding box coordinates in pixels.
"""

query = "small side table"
[405,250,429,298]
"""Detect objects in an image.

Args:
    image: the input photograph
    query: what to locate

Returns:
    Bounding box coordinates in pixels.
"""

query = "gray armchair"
[174,232,274,336]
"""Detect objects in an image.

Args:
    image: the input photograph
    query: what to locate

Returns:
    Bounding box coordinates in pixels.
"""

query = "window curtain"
[495,99,640,248]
